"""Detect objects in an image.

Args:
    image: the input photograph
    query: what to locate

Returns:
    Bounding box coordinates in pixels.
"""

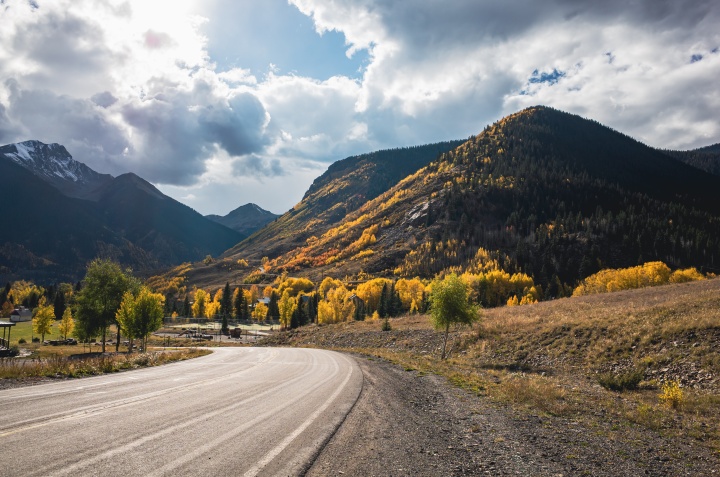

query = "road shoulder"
[306,354,718,477]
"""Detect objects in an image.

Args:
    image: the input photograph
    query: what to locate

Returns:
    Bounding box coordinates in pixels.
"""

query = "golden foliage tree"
[277,277,315,297]
[278,291,297,329]
[395,278,426,310]
[10,280,45,306]
[192,288,209,318]
[318,277,343,298]
[58,308,75,340]
[253,302,268,322]
[32,300,55,342]
[355,278,392,314]
[205,299,221,320]
[317,286,355,324]
[116,287,165,351]
[573,261,705,296]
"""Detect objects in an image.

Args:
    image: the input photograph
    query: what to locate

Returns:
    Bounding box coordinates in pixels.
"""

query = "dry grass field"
[262,277,720,454]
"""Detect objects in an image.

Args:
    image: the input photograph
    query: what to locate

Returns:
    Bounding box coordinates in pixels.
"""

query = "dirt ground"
[306,354,719,477]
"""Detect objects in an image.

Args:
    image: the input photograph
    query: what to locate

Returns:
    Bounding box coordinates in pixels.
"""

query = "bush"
[597,368,645,391]
[659,380,684,409]
[18,338,26,344]
[32,337,40,343]
[381,317,392,331]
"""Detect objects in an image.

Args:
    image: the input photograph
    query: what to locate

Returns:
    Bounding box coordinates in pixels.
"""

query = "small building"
[10,307,32,323]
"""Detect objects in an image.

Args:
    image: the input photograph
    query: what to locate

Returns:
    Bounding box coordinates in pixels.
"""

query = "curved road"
[0,347,362,476]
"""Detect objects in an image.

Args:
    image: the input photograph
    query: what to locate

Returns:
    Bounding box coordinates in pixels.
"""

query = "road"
[0,347,362,476]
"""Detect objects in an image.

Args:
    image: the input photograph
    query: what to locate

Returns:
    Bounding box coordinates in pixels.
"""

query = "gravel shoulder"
[307,354,719,477]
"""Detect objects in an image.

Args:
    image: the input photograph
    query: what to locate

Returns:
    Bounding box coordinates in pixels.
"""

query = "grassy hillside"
[263,277,720,452]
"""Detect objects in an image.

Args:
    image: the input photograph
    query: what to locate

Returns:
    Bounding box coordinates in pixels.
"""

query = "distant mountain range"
[206,203,278,237]
[5,107,720,292]
[0,141,248,282]
[187,107,720,296]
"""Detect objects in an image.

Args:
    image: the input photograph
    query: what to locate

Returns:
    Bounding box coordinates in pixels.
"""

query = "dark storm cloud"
[232,154,284,177]
[5,79,129,160]
[364,0,717,49]
[91,91,118,108]
[120,81,272,184]
[198,93,269,157]
[11,7,115,94]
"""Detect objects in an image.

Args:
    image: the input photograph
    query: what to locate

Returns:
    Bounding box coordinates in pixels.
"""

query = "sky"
[1,0,718,215]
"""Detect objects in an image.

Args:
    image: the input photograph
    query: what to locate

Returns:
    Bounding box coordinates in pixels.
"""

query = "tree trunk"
[101,327,106,353]
[441,322,450,359]
[115,328,121,353]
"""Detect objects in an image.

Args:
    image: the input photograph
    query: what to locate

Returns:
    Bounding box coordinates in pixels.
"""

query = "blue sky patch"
[528,68,566,85]
[691,54,703,63]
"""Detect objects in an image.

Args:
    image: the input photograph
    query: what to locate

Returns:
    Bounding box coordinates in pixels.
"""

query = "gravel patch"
[307,355,719,477]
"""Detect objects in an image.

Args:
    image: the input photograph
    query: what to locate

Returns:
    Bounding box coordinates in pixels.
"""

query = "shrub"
[18,338,26,344]
[597,368,645,391]
[381,317,392,331]
[659,380,684,409]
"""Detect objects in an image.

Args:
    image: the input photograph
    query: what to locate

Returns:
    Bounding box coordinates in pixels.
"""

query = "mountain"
[0,142,243,282]
[0,140,113,198]
[212,107,720,296]
[206,203,278,237]
[222,140,464,262]
[90,173,243,267]
[0,158,151,282]
[665,143,720,176]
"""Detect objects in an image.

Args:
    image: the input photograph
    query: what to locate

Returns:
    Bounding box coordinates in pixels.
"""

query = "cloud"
[232,154,284,178]
[1,0,719,214]
[292,0,720,149]
[0,0,274,186]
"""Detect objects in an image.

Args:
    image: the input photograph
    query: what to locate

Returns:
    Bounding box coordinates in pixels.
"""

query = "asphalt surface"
[0,348,362,476]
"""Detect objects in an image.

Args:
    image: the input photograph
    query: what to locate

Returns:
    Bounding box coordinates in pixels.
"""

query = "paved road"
[0,348,362,476]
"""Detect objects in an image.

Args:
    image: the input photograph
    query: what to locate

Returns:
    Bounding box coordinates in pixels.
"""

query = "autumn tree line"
[3,256,708,347]
[1,259,164,352]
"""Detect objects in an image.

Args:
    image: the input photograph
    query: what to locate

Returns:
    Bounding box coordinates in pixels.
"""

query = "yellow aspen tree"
[33,302,55,342]
[278,291,297,329]
[192,289,209,318]
[253,302,268,322]
[58,308,75,340]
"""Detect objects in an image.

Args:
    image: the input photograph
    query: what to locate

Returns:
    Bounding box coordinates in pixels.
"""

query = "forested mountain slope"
[0,159,151,282]
[222,140,464,260]
[92,173,243,267]
[665,143,720,177]
[252,107,720,297]
[0,151,242,282]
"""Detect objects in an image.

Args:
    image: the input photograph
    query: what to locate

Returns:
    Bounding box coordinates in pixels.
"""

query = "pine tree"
[267,292,280,321]
[233,288,244,320]
[182,295,190,317]
[221,282,232,319]
[53,291,66,323]
[378,283,388,318]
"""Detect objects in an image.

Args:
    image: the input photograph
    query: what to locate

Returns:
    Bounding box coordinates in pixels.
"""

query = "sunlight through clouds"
[1,0,718,215]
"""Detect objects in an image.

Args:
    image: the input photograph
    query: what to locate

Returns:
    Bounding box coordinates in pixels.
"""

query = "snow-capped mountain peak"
[0,140,113,199]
